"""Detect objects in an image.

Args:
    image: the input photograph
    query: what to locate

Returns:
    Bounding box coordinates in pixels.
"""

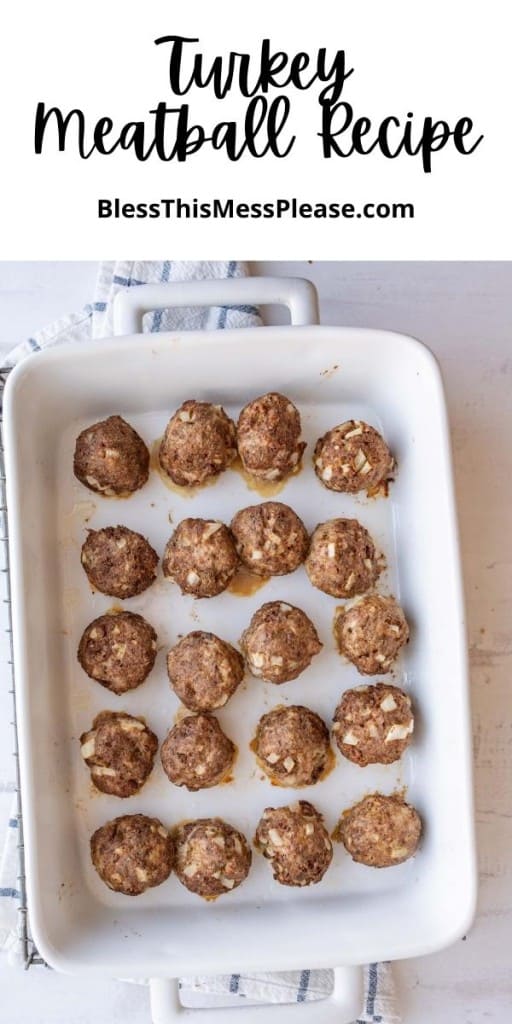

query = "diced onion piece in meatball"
[163,518,238,597]
[78,611,157,693]
[231,501,309,577]
[254,705,331,787]
[161,714,235,791]
[334,594,409,675]
[255,801,332,886]
[314,420,394,496]
[167,631,244,711]
[80,711,158,797]
[306,518,382,598]
[241,601,322,683]
[237,392,306,481]
[80,526,158,599]
[90,814,174,895]
[335,794,421,867]
[332,684,414,766]
[159,401,237,487]
[174,818,251,899]
[74,415,149,496]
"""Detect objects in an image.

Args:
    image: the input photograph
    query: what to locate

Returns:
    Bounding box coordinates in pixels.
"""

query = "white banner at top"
[0,0,509,258]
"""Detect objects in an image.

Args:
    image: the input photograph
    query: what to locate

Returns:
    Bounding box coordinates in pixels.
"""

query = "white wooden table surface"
[0,261,510,1023]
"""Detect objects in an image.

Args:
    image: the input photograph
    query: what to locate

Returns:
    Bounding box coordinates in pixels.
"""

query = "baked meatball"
[254,705,331,787]
[80,711,158,797]
[167,631,244,711]
[78,611,157,693]
[74,415,149,497]
[305,519,382,598]
[237,392,306,481]
[163,519,238,597]
[159,401,237,487]
[241,602,321,684]
[90,814,174,895]
[161,714,235,791]
[335,794,421,868]
[81,526,158,598]
[333,684,414,766]
[254,802,332,886]
[314,420,394,496]
[334,595,410,675]
[231,502,309,577]
[174,819,251,899]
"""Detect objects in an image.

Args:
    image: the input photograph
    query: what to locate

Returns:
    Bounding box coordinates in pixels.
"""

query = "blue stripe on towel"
[217,260,237,329]
[297,969,311,1002]
[230,303,259,316]
[84,301,107,313]
[151,261,172,332]
[113,274,146,288]
[367,962,378,1016]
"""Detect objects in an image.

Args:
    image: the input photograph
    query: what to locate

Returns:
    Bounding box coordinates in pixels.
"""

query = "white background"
[0,260,511,1022]
[1,0,511,258]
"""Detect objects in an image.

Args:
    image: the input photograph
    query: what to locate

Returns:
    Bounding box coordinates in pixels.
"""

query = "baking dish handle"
[149,968,363,1024]
[112,276,319,334]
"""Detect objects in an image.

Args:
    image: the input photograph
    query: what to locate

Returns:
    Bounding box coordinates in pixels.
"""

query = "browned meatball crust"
[335,794,421,867]
[78,611,157,693]
[90,814,174,895]
[81,526,158,598]
[159,401,237,487]
[163,519,238,598]
[174,818,251,899]
[306,518,382,598]
[334,595,410,675]
[167,631,244,711]
[255,801,332,886]
[161,714,235,791]
[237,392,306,481]
[333,684,414,766]
[241,602,321,684]
[314,420,395,496]
[254,705,331,787]
[231,502,309,577]
[74,415,149,497]
[80,711,158,797]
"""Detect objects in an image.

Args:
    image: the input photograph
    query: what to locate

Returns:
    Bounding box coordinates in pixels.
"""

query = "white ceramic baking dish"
[4,277,476,1024]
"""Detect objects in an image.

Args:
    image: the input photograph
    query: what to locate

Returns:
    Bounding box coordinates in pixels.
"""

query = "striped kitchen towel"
[4,259,261,367]
[0,260,399,1022]
[178,963,399,1019]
